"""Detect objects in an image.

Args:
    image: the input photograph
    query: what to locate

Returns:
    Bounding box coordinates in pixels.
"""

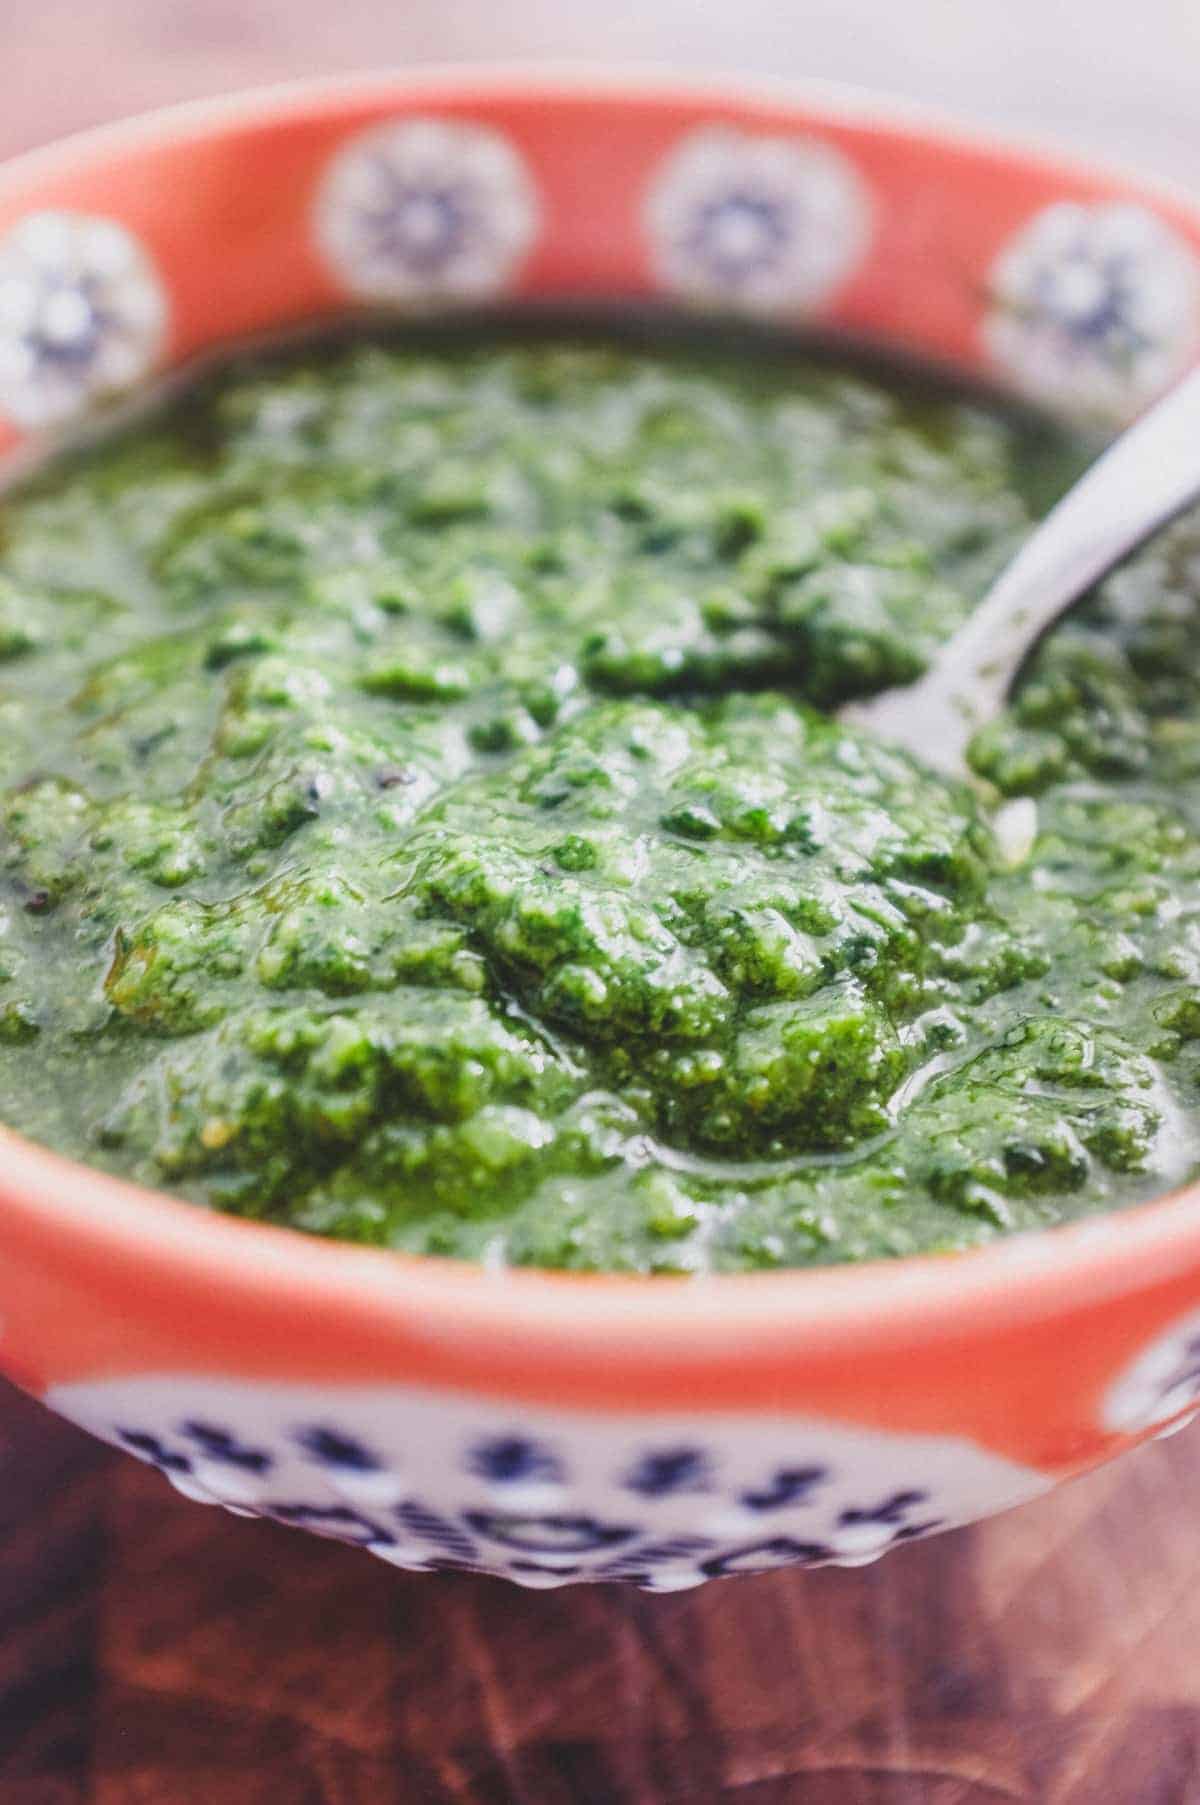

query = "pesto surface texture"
[3,331,1200,1273]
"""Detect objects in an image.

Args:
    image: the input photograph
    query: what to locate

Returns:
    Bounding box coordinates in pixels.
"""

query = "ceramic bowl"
[3,71,1200,1591]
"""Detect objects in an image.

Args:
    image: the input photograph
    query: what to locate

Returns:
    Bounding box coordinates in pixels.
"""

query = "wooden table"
[6,5,1200,1800]
[6,1377,1200,1803]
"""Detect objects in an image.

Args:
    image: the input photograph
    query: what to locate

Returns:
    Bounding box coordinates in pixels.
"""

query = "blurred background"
[3,0,1200,181]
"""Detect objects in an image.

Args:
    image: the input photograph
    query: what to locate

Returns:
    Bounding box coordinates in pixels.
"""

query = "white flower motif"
[0,211,167,430]
[1103,1306,1200,1432]
[315,117,540,307]
[644,126,871,316]
[984,201,1200,420]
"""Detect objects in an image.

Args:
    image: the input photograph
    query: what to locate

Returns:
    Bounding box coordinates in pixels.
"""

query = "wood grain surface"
[5,4,1200,1800]
[5,1377,1200,1804]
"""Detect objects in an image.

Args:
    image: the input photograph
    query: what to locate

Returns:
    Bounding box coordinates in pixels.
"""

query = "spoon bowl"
[843,366,1200,775]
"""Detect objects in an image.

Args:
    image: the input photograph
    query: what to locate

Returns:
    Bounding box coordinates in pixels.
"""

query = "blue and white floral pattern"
[984,201,1200,420]
[0,211,167,430]
[49,1373,1053,1590]
[315,117,540,307]
[643,126,871,316]
[1103,1306,1200,1435]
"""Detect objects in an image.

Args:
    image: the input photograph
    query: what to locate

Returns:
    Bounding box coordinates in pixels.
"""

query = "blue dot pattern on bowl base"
[43,1371,1056,1589]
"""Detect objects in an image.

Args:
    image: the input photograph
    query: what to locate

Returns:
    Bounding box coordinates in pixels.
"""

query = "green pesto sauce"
[3,330,1200,1272]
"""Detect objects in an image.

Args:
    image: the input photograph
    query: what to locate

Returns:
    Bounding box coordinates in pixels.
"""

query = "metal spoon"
[841,367,1200,778]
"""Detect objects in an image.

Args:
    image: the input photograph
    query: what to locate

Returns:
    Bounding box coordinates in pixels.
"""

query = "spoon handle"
[843,365,1200,776]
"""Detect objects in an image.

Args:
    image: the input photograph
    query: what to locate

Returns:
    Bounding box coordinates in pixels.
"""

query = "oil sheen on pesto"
[3,332,1200,1272]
